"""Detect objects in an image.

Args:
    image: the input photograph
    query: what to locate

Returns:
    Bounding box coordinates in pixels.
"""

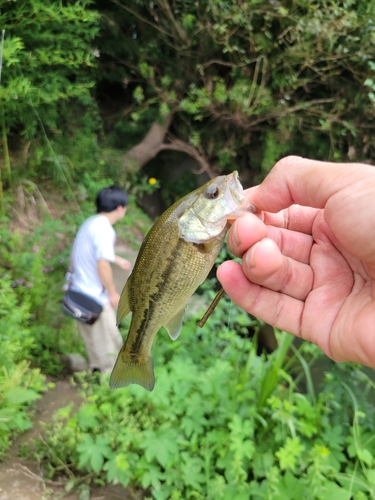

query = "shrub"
[31,294,375,499]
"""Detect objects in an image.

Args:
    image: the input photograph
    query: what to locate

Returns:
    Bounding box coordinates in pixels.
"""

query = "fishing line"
[0,30,5,87]
[0,29,6,205]
[2,33,81,210]
[27,100,81,211]
[226,296,234,332]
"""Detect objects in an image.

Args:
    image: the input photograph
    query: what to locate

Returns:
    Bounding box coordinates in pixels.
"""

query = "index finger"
[228,212,313,264]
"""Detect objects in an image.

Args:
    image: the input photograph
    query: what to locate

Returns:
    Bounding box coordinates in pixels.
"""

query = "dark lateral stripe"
[128,239,185,357]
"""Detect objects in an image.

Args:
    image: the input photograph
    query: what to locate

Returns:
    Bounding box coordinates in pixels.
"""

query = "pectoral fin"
[117,277,132,325]
[164,308,185,341]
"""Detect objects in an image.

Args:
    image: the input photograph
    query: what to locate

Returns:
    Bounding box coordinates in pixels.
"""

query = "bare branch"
[159,138,217,178]
[198,58,257,73]
[110,0,172,38]
[157,0,188,44]
[213,98,337,130]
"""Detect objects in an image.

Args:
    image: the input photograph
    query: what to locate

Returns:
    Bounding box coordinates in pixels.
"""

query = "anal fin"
[164,308,185,341]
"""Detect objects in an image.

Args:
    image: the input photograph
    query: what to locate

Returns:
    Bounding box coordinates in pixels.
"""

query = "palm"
[218,208,375,367]
[302,212,375,363]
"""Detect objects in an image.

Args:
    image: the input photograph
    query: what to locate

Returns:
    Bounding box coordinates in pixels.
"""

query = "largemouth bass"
[110,171,254,391]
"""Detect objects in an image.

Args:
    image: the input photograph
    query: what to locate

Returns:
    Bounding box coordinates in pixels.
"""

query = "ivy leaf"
[141,427,178,467]
[357,448,373,466]
[276,470,305,500]
[181,453,205,490]
[321,480,348,500]
[77,435,112,473]
[140,464,165,489]
[103,453,131,486]
[276,437,304,470]
[322,425,344,450]
[180,416,197,438]
[76,404,100,430]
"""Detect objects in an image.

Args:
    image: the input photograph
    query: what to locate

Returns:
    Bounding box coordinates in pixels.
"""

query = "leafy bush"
[0,214,85,376]
[31,294,375,499]
[0,0,99,139]
[0,279,47,457]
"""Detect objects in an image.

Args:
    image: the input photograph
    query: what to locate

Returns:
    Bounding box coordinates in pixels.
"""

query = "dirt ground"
[0,380,81,500]
[0,379,145,500]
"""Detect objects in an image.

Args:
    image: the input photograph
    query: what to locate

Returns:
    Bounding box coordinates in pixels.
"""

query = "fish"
[110,171,254,391]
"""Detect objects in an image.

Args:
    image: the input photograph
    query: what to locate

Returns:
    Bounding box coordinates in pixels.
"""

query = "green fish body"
[110,171,253,391]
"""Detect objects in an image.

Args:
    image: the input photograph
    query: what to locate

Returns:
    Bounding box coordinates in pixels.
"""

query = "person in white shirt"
[70,185,132,374]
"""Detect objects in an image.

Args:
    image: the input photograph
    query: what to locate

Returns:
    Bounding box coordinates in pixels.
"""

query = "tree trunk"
[121,112,217,178]
[122,113,174,173]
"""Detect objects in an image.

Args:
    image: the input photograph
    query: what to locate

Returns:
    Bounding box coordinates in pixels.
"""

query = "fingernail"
[231,221,241,249]
[244,248,254,269]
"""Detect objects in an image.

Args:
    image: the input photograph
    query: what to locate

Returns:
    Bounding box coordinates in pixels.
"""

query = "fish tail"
[109,350,155,391]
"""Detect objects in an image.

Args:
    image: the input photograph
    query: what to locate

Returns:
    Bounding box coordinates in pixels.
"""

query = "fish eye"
[204,186,220,199]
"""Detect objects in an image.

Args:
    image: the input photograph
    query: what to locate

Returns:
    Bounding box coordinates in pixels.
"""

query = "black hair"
[95,185,129,213]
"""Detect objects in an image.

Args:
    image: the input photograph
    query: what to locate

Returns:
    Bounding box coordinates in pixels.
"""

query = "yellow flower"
[148,177,157,185]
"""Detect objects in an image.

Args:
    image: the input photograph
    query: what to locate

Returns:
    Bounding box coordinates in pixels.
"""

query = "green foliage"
[31,292,375,499]
[0,0,104,199]
[0,361,46,459]
[96,0,375,175]
[0,0,100,138]
[364,62,375,105]
[0,213,86,376]
[0,275,47,457]
[0,174,152,455]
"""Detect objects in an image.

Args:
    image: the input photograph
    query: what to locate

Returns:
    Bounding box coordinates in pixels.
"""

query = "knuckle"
[273,155,302,172]
[270,295,284,325]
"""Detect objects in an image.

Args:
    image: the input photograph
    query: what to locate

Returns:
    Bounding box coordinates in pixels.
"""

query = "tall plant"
[0,0,100,178]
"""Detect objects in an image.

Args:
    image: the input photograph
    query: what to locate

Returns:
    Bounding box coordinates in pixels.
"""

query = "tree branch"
[157,0,189,44]
[213,98,337,130]
[122,113,174,172]
[110,0,172,38]
[158,138,216,178]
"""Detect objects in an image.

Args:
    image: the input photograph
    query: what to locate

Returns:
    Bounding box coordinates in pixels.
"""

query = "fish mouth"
[194,171,254,231]
[225,171,255,217]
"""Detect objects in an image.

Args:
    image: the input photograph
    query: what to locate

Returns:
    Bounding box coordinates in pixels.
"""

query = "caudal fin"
[110,352,155,391]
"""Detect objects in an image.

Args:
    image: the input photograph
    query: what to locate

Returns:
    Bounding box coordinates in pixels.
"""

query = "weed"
[30,292,375,499]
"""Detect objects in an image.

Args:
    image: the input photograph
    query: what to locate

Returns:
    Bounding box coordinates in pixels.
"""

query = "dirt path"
[0,380,143,500]
[0,380,81,500]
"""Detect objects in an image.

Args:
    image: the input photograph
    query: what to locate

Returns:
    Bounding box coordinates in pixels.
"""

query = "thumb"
[249,156,375,265]
[249,156,375,212]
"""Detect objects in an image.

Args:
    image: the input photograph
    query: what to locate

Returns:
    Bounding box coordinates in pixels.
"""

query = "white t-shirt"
[71,215,116,305]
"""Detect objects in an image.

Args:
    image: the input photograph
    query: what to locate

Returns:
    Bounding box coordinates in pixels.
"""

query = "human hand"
[109,291,121,309]
[115,255,132,271]
[217,156,375,368]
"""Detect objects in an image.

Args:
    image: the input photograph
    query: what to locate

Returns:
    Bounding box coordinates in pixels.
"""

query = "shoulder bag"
[62,289,103,325]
